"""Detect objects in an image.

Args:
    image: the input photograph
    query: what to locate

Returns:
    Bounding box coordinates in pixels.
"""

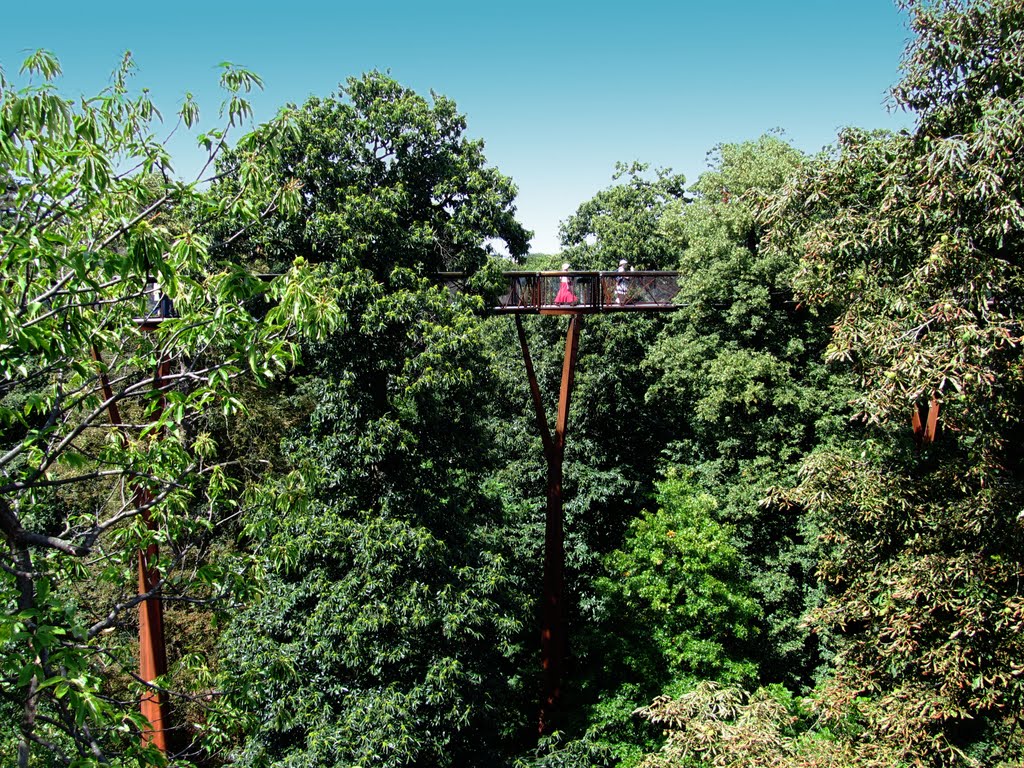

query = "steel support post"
[515,314,582,735]
[912,396,940,446]
[136,485,168,753]
[91,347,169,753]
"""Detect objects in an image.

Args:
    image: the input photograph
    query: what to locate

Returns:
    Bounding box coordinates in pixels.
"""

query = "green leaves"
[178,91,199,129]
[0,49,345,766]
[600,478,760,685]
[218,61,264,94]
[211,70,529,278]
[560,161,687,270]
[196,71,535,767]
[19,49,62,79]
[757,2,1024,763]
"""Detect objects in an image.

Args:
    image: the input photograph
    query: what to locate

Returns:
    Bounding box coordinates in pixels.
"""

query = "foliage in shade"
[210,73,533,767]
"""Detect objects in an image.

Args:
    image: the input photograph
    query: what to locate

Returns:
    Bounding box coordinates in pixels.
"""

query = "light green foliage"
[644,135,849,687]
[762,0,1024,763]
[513,731,615,768]
[601,478,759,684]
[634,681,896,768]
[560,162,688,270]
[0,51,338,766]
[638,683,797,767]
[570,479,759,765]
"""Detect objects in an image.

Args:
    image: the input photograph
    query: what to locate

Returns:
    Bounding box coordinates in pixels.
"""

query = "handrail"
[438,270,682,315]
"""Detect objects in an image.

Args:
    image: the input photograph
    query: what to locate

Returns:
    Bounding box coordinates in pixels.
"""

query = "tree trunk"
[14,544,39,768]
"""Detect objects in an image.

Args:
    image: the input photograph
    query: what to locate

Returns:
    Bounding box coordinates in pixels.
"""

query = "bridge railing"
[439,271,681,314]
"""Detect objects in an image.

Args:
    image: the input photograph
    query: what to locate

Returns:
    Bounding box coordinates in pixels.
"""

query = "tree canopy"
[209,72,533,767]
[4,2,1024,765]
[0,51,337,766]
[755,0,1024,763]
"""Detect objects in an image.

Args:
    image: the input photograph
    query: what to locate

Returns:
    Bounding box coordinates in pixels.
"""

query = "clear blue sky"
[1,1,914,253]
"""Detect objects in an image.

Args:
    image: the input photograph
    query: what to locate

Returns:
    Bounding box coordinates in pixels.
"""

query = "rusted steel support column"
[138,355,170,752]
[554,316,581,451]
[540,314,580,733]
[516,315,582,734]
[136,485,168,753]
[912,396,940,446]
[515,317,554,460]
[91,347,169,753]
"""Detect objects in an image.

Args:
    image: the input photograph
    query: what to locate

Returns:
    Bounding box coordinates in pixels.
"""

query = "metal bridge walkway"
[439,270,681,314]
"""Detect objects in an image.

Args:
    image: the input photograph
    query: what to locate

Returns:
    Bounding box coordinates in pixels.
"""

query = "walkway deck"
[440,271,681,314]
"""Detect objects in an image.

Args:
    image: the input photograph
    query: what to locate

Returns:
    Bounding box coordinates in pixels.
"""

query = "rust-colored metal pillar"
[912,396,940,446]
[516,314,582,735]
[137,354,170,752]
[92,346,169,753]
[136,484,168,753]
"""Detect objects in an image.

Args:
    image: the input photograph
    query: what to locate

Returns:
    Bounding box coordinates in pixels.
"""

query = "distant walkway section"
[439,270,682,314]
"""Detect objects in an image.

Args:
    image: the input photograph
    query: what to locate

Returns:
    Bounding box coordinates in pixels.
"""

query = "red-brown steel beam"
[91,345,169,753]
[136,353,170,752]
[135,484,168,753]
[516,315,582,735]
[553,316,581,452]
[912,396,940,446]
[516,317,554,460]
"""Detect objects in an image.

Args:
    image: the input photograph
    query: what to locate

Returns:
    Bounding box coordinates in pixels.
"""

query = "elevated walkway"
[439,270,681,314]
